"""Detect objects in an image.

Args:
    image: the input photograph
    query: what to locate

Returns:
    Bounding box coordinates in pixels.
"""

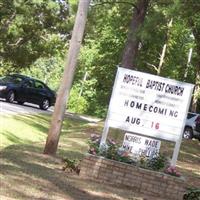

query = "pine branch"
[146,62,159,73]
[91,1,138,12]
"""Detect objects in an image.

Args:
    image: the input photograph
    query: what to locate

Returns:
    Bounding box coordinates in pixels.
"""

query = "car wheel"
[40,99,50,110]
[6,90,15,103]
[183,127,193,139]
[17,101,24,105]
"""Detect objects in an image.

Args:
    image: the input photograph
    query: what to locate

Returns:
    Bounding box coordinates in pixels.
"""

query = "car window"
[187,113,197,119]
[23,80,34,88]
[0,75,23,85]
[34,81,45,89]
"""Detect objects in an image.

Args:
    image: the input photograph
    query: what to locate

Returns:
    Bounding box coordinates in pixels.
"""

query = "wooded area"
[1,0,200,116]
[1,1,200,197]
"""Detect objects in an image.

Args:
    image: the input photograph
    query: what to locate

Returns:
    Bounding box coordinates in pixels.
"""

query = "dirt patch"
[1,130,199,199]
[0,144,157,200]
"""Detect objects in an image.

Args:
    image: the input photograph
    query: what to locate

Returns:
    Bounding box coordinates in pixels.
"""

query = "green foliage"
[68,87,89,114]
[74,0,199,116]
[62,157,80,174]
[0,0,71,70]
[146,154,167,171]
[183,188,200,200]
[104,142,118,160]
[88,134,134,164]
[138,154,168,171]
[1,0,200,115]
[88,134,170,169]
[73,3,132,117]
[88,136,100,155]
[21,56,64,90]
[178,0,200,111]
[105,143,132,163]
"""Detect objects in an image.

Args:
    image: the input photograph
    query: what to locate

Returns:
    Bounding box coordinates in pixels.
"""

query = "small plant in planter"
[137,153,168,171]
[88,134,134,164]
[88,134,170,172]
[137,154,148,168]
[164,166,181,177]
[88,134,101,155]
[62,158,80,174]
[146,154,168,171]
[183,188,200,200]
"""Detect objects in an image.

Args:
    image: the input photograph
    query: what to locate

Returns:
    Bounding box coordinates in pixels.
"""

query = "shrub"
[88,135,169,168]
[87,135,184,176]
[183,188,200,200]
[88,134,101,155]
[88,134,134,164]
[146,154,168,171]
[62,158,80,174]
[137,153,168,171]
[88,134,178,173]
[68,87,89,114]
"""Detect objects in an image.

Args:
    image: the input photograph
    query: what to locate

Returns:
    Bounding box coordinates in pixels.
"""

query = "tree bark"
[121,0,149,69]
[184,47,193,80]
[191,70,200,112]
[191,28,200,113]
[157,19,173,75]
[44,0,91,155]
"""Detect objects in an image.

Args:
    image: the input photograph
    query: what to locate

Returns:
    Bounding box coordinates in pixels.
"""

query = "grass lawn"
[0,114,89,154]
[0,113,200,200]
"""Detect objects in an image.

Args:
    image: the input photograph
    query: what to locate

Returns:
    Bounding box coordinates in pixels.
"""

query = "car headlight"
[0,86,7,91]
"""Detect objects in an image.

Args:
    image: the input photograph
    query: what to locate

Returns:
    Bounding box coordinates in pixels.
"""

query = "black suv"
[183,112,200,141]
[0,74,56,110]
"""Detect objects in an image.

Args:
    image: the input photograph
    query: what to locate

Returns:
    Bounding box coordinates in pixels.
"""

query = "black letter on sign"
[124,100,129,106]
[125,116,130,122]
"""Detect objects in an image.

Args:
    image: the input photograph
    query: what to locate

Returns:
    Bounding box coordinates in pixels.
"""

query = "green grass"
[0,113,200,200]
[1,114,146,200]
[0,114,91,158]
[1,114,200,171]
[0,115,47,148]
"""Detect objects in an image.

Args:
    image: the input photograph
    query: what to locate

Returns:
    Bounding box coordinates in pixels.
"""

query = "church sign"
[100,67,194,165]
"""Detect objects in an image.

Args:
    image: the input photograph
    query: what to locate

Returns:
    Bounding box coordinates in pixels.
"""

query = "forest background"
[1,0,200,118]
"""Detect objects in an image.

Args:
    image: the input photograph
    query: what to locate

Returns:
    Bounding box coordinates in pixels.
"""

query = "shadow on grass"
[12,114,50,134]
[1,131,28,144]
[0,113,92,149]
[12,114,89,136]
[0,144,113,200]
[1,113,200,196]
[181,139,200,157]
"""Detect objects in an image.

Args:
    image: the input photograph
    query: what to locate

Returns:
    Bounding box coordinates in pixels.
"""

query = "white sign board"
[105,67,194,142]
[122,133,161,158]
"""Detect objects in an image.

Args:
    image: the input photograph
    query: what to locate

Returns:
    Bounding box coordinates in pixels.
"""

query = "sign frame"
[100,67,194,166]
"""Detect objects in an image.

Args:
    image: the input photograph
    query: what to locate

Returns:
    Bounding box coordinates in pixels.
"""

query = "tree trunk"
[157,44,167,75]
[43,0,91,155]
[121,0,149,69]
[184,47,193,80]
[191,28,200,113]
[191,64,200,112]
[157,19,173,75]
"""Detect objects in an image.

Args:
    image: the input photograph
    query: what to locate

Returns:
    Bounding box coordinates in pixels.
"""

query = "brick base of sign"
[80,154,187,200]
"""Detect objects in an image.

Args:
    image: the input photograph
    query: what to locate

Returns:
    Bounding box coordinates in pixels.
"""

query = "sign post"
[100,67,194,165]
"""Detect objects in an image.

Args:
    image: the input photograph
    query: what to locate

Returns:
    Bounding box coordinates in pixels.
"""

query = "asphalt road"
[0,99,53,115]
[0,99,101,123]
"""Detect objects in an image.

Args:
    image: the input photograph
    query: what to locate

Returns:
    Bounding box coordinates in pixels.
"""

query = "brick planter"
[80,154,187,200]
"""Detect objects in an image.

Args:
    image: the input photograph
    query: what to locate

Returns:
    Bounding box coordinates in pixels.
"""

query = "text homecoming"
[123,74,184,96]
